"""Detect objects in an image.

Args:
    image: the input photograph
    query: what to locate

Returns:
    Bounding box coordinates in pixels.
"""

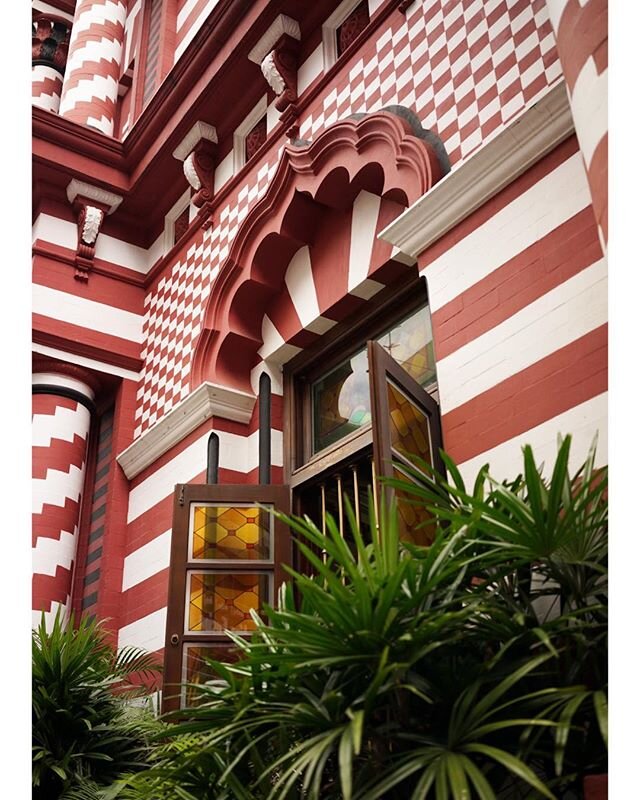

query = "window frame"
[283,274,435,486]
[321,0,373,70]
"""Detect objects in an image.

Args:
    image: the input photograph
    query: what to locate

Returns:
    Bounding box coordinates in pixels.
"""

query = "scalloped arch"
[191,109,447,392]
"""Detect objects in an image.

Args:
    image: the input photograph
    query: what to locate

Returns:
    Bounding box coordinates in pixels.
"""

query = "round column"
[32,14,72,113]
[32,367,96,630]
[545,0,608,250]
[58,0,127,136]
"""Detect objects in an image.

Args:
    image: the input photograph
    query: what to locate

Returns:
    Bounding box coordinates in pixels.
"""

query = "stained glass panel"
[191,505,271,561]
[186,572,269,632]
[387,379,433,471]
[377,306,436,387]
[312,349,371,453]
[182,645,223,707]
[393,468,436,546]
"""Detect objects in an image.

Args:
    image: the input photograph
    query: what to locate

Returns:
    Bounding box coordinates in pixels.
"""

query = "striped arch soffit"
[191,107,450,393]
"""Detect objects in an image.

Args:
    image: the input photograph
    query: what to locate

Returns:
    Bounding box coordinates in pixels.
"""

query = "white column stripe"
[33,405,91,448]
[437,257,607,413]
[33,530,77,576]
[424,152,591,312]
[65,36,124,76]
[32,464,85,515]
[60,74,120,111]
[570,61,608,168]
[67,0,127,39]
[457,392,608,485]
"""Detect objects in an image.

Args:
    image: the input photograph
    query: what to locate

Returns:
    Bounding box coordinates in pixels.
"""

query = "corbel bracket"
[249,15,301,139]
[66,180,122,281]
[173,122,218,225]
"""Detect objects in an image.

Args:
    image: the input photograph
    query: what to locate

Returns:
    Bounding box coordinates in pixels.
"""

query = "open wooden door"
[162,483,291,712]
[367,340,444,546]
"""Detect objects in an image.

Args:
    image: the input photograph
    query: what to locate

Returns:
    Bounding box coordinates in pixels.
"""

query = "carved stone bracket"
[66,180,123,281]
[249,15,301,139]
[173,121,218,221]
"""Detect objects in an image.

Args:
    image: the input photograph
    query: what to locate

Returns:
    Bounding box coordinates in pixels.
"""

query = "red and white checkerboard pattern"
[133,0,563,439]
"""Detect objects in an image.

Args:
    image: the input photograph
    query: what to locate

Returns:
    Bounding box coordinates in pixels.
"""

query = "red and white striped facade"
[32,0,608,668]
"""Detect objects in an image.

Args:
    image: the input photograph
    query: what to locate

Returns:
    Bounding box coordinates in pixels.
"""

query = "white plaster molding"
[66,179,123,215]
[378,82,575,258]
[322,0,365,70]
[248,14,301,65]
[116,382,257,480]
[172,120,218,162]
[183,153,201,191]
[233,95,268,173]
[81,206,103,244]
[261,51,285,94]
[163,187,192,254]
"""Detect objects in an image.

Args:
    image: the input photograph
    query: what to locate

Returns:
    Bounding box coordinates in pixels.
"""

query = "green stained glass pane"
[191,505,271,560]
[312,348,371,453]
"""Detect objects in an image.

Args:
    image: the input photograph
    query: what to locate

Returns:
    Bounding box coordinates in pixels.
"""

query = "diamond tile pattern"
[134,0,561,438]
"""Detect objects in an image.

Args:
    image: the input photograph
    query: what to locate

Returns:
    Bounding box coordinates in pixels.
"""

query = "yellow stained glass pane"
[393,468,436,547]
[377,306,436,387]
[191,505,271,560]
[187,572,269,632]
[387,380,433,469]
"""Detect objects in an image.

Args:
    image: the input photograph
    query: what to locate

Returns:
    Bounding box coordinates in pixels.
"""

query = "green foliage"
[32,611,162,799]
[117,435,607,799]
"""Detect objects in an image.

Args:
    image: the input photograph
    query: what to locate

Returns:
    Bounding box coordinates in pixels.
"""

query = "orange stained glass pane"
[183,645,223,706]
[187,572,269,632]
[191,505,271,560]
[393,468,436,547]
[387,380,433,470]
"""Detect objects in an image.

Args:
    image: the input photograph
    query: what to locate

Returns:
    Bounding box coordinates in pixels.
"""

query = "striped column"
[59,0,127,136]
[545,0,608,250]
[32,15,72,112]
[32,368,96,630]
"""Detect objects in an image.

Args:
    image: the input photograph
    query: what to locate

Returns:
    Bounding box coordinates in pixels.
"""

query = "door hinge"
[178,484,185,506]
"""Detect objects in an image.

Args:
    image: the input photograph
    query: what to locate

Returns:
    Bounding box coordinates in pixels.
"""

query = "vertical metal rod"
[320,483,327,563]
[206,433,219,484]
[320,484,326,537]
[371,458,380,543]
[258,372,271,484]
[352,464,360,530]
[337,474,343,537]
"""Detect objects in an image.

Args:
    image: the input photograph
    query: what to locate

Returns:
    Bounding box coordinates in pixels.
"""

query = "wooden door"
[162,483,291,712]
[367,340,444,546]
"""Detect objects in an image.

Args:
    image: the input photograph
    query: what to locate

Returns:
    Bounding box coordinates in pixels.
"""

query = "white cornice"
[116,382,256,480]
[66,180,123,214]
[248,14,301,65]
[172,121,218,162]
[379,82,575,258]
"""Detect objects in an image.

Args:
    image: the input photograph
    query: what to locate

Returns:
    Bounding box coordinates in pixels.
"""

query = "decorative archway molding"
[192,108,448,392]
